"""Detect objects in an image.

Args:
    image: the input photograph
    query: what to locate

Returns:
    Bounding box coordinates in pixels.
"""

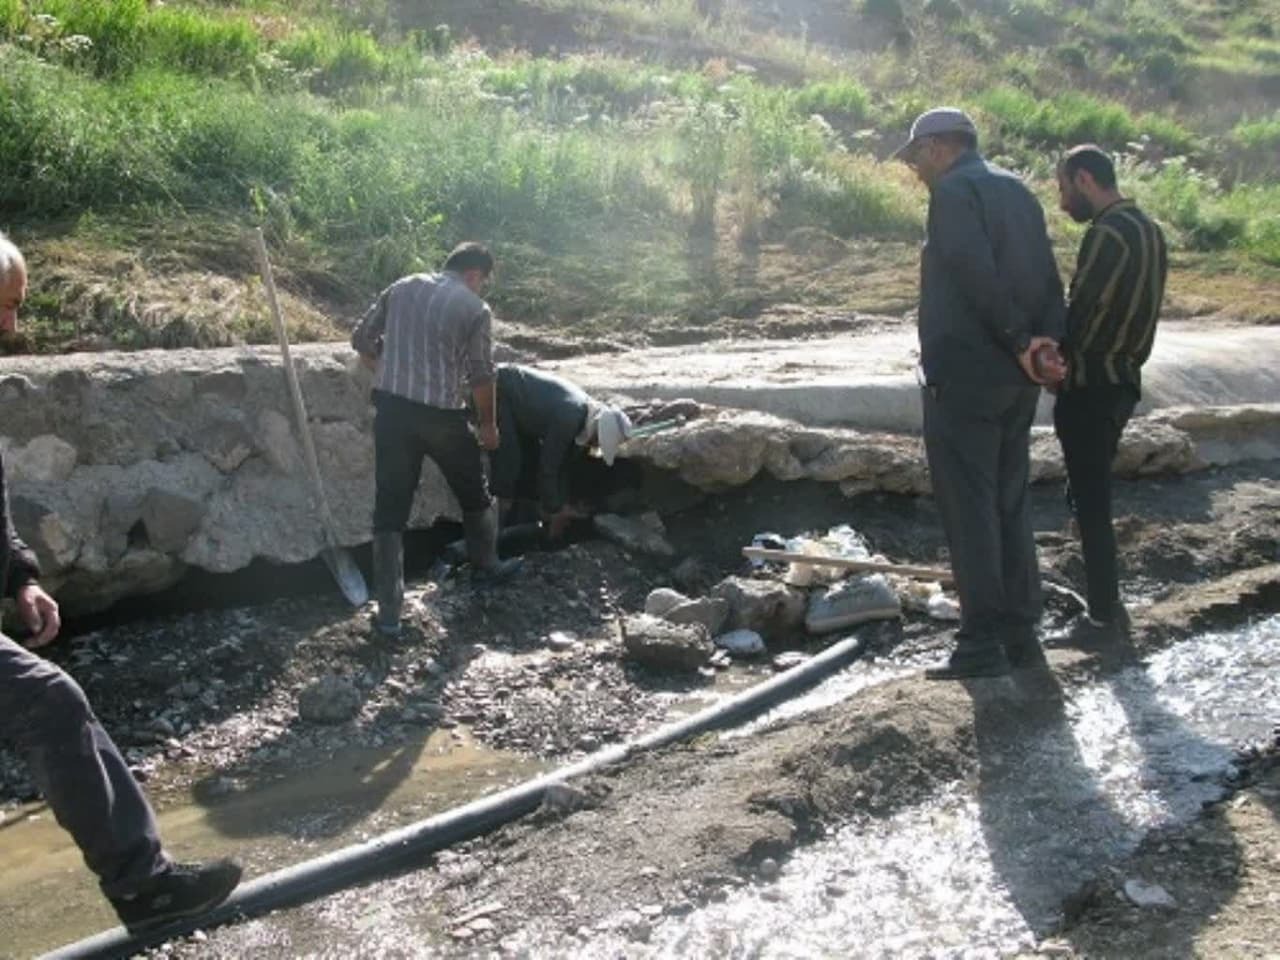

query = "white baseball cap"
[596,407,633,466]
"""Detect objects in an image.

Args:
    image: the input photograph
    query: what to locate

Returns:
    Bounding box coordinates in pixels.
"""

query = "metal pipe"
[41,633,866,960]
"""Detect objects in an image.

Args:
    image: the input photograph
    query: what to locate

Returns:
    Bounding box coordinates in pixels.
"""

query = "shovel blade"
[322,546,369,607]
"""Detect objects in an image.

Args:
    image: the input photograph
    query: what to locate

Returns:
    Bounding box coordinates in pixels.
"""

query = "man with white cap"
[893,108,1067,679]
[492,364,631,540]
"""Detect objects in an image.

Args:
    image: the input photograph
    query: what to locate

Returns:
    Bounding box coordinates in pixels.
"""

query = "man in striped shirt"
[1055,145,1168,639]
[352,242,521,637]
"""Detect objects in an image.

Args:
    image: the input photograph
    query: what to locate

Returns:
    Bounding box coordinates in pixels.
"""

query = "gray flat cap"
[891,107,978,159]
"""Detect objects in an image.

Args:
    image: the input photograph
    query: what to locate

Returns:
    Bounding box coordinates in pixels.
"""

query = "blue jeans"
[0,632,168,898]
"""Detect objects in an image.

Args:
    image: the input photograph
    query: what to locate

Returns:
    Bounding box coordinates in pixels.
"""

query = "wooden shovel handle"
[742,547,954,584]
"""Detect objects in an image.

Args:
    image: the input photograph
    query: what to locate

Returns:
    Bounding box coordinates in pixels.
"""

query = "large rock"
[1,343,1265,616]
[711,577,807,642]
[664,596,731,635]
[621,405,1267,497]
[620,615,712,672]
[298,674,362,725]
[594,512,675,557]
[644,587,689,617]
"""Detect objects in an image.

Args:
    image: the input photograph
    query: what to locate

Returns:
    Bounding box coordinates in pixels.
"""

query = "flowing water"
[7,619,1278,958]
[524,616,1280,957]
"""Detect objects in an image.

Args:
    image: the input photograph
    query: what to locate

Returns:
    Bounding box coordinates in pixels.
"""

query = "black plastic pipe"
[41,633,866,960]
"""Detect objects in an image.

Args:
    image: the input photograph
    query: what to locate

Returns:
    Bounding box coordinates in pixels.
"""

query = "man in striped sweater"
[1055,145,1168,640]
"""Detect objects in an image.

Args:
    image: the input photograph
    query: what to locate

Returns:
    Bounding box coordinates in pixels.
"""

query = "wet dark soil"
[3,460,1278,957]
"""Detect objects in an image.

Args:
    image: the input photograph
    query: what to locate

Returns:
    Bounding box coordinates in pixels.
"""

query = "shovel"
[252,228,369,607]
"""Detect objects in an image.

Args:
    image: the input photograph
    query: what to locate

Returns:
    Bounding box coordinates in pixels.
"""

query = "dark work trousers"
[372,390,493,532]
[1053,382,1139,621]
[490,401,542,505]
[923,382,1042,650]
[0,632,168,897]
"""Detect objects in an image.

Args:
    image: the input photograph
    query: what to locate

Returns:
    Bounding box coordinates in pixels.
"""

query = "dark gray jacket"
[918,151,1065,386]
[1,453,39,599]
[494,365,590,513]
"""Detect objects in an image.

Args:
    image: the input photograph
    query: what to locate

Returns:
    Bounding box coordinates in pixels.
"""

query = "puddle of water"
[536,616,1280,958]
[0,727,543,958]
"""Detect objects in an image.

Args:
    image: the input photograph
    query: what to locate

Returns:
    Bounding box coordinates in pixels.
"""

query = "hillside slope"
[1,0,1276,354]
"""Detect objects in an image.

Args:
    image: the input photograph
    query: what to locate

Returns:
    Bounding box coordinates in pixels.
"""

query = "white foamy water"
[524,616,1280,958]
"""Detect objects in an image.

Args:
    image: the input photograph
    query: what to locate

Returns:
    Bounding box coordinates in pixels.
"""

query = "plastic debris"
[926,591,962,622]
[900,579,943,614]
[806,574,901,634]
[714,629,767,657]
[784,524,873,587]
[749,532,789,568]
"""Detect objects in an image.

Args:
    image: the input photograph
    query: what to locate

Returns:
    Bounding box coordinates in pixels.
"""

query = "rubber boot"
[462,505,522,585]
[373,531,404,636]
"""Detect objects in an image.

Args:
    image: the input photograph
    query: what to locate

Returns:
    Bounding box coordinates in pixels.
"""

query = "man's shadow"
[969,626,1264,950]
[191,698,435,845]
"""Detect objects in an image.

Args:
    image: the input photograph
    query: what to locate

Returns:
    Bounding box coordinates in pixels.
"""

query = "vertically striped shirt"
[351,271,495,410]
[1063,199,1168,391]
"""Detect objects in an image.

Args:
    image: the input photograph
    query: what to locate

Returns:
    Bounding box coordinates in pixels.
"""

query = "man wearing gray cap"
[894,108,1066,679]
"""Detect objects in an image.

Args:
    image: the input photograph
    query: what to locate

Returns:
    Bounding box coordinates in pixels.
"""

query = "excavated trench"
[2,438,1278,957]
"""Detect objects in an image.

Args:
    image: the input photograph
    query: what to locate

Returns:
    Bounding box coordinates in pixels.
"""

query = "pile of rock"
[619,524,964,675]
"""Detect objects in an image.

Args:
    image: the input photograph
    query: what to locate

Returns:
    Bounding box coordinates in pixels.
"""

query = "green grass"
[0,49,662,286]
[1,0,1277,351]
[8,0,262,75]
[1232,113,1280,151]
[1132,157,1280,263]
[793,79,872,122]
[975,86,1196,154]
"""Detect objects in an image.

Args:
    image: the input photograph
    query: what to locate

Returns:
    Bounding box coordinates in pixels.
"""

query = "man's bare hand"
[1018,336,1067,386]
[476,422,500,451]
[358,352,378,372]
[545,503,590,542]
[16,583,60,649]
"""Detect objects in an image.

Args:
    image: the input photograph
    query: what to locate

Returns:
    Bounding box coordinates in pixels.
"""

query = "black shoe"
[1002,626,1047,670]
[472,556,524,586]
[111,859,242,935]
[925,647,1010,680]
[1067,607,1129,651]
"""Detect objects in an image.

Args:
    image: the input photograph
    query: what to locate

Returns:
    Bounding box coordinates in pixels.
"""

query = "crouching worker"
[0,231,241,934]
[492,364,632,541]
[351,242,521,638]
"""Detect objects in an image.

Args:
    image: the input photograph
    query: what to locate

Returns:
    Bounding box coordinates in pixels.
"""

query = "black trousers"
[0,632,169,897]
[923,382,1042,649]
[489,401,542,505]
[1053,383,1139,621]
[372,391,492,532]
